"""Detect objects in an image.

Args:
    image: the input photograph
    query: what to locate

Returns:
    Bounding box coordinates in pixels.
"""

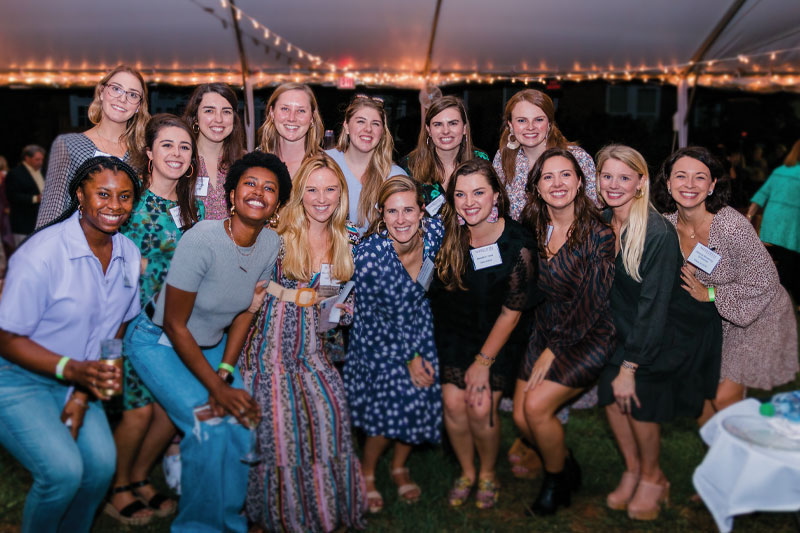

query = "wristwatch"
[217,369,234,385]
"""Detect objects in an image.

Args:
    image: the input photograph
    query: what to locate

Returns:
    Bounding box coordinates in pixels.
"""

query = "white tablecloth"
[693,399,800,532]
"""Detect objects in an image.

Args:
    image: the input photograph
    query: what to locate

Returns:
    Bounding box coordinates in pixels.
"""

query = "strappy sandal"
[390,467,421,504]
[448,476,475,507]
[363,475,383,514]
[475,478,500,509]
[103,485,153,526]
[130,478,177,518]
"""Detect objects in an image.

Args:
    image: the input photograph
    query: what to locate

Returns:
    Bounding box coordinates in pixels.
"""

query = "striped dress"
[521,217,616,387]
[240,248,366,532]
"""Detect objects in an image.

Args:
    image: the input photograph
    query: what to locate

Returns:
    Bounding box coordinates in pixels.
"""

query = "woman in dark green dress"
[595,145,721,521]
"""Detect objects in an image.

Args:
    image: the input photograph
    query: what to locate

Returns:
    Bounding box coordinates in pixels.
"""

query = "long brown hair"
[522,147,605,258]
[182,83,245,171]
[88,65,151,156]
[336,95,394,227]
[257,82,323,159]
[498,89,569,185]
[436,159,510,290]
[136,114,201,228]
[407,95,475,187]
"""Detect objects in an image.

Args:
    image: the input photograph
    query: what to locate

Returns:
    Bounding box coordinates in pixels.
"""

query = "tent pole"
[229,0,255,151]
[422,0,443,79]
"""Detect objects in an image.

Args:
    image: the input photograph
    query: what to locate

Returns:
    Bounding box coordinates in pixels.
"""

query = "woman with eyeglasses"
[258,82,323,179]
[325,94,407,235]
[182,83,246,220]
[37,65,151,228]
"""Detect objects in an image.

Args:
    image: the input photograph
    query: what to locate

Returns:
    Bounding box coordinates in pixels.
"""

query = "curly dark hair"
[652,146,731,214]
[224,151,292,209]
[521,147,606,258]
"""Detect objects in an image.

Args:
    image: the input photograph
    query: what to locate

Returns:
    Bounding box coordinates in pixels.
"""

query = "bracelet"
[406,352,421,367]
[218,362,235,374]
[55,356,70,380]
[69,396,87,407]
[708,286,716,302]
[621,360,638,373]
[474,353,494,367]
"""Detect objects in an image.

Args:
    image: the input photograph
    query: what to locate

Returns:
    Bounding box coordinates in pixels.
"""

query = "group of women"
[0,63,797,533]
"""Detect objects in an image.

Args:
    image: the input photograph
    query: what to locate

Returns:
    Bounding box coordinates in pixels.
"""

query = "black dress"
[597,208,722,422]
[521,217,616,387]
[430,218,539,394]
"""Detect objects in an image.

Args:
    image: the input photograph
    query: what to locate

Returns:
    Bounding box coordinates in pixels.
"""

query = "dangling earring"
[634,188,644,199]
[708,189,714,196]
[426,136,431,146]
[457,214,465,226]
[78,204,84,219]
[192,121,199,134]
[230,204,236,217]
[268,210,280,228]
[185,164,194,178]
[506,134,520,150]
[487,204,499,223]
[147,159,153,174]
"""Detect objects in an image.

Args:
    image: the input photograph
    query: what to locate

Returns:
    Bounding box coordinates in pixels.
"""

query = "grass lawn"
[2,375,799,532]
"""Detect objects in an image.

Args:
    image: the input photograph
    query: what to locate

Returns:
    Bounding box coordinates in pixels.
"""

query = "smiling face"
[230,166,280,224]
[537,155,580,211]
[302,167,341,225]
[100,71,142,124]
[382,190,423,245]
[454,172,499,227]
[76,168,135,235]
[667,156,716,210]
[146,126,193,184]
[426,106,466,154]
[344,105,383,154]
[269,89,313,143]
[509,100,549,150]
[598,158,643,209]
[196,91,234,143]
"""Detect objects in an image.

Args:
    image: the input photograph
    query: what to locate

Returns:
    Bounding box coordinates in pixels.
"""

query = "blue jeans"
[0,362,115,533]
[125,313,250,533]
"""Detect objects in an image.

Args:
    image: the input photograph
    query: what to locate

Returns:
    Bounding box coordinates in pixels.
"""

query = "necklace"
[226,218,255,272]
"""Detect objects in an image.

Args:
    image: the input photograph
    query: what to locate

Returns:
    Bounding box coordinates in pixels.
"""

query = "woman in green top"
[747,138,800,305]
[106,114,204,525]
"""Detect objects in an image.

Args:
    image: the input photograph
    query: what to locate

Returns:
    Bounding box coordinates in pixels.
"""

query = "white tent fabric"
[1,0,798,91]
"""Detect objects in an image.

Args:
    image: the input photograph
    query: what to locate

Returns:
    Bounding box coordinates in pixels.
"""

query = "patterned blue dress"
[344,218,444,445]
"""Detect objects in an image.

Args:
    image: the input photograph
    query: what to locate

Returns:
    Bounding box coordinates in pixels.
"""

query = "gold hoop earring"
[506,134,520,150]
[185,164,194,178]
[192,121,199,134]
[634,188,644,199]
[147,159,153,174]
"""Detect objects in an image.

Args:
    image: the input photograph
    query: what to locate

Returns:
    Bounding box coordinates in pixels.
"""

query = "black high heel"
[525,450,580,516]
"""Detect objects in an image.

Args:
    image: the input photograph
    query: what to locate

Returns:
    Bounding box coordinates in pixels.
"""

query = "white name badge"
[687,242,721,274]
[417,257,435,290]
[169,205,183,228]
[319,263,341,287]
[425,194,445,216]
[195,176,210,197]
[470,243,503,270]
[93,149,112,157]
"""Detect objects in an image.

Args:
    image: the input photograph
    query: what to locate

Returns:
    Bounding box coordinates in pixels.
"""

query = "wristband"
[406,352,421,367]
[55,356,70,380]
[218,362,235,374]
[708,286,716,302]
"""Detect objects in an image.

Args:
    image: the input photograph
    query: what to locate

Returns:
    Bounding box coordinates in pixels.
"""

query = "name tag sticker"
[417,257,435,290]
[687,242,721,274]
[319,263,341,288]
[470,243,502,270]
[195,176,210,197]
[93,149,112,157]
[169,205,183,228]
[425,194,445,216]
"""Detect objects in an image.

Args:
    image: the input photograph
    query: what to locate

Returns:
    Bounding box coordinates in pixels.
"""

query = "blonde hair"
[407,95,475,186]
[257,82,323,160]
[596,144,650,282]
[87,65,150,156]
[336,96,394,227]
[365,175,423,238]
[277,154,353,282]
[498,89,569,186]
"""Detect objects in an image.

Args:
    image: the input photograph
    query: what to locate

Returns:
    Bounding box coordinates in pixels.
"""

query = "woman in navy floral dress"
[344,175,444,513]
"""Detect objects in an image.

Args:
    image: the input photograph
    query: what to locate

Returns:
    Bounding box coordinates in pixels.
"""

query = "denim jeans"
[125,312,250,533]
[0,362,115,533]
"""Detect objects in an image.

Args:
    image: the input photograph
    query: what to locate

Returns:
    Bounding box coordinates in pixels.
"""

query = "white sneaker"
[162,453,181,495]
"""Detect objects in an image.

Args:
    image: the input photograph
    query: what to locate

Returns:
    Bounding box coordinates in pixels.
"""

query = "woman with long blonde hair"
[37,65,151,227]
[257,82,323,178]
[596,145,721,520]
[240,154,365,531]
[326,94,407,234]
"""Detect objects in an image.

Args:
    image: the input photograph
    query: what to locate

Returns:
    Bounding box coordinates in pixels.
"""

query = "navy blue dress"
[344,218,444,444]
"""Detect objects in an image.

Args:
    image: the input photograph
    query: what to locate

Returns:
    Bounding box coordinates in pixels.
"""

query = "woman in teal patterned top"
[105,114,204,525]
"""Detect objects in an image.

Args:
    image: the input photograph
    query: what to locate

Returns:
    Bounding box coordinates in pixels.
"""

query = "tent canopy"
[2,0,799,91]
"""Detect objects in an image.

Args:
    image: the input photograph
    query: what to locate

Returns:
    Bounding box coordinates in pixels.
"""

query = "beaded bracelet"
[621,360,638,373]
[475,352,495,367]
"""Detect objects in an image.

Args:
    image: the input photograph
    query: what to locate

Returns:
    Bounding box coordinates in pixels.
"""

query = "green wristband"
[708,286,716,302]
[55,356,70,380]
[218,362,235,374]
[406,352,421,367]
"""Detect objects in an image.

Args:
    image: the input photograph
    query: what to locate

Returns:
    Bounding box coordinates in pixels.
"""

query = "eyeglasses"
[105,83,143,104]
[354,93,384,106]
